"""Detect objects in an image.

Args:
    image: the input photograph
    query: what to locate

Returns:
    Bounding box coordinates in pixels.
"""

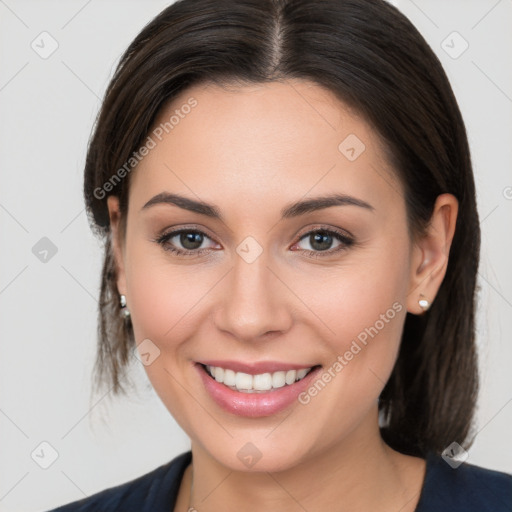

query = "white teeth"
[223,369,236,386]
[285,370,297,385]
[235,372,253,390]
[297,368,308,380]
[204,365,314,392]
[253,373,272,391]
[214,367,224,382]
[272,371,286,388]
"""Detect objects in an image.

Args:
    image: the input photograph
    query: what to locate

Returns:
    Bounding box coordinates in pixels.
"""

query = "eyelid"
[294,223,355,241]
[156,224,219,243]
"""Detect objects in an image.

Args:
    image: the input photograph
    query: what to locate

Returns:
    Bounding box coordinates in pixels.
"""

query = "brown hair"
[84,0,480,458]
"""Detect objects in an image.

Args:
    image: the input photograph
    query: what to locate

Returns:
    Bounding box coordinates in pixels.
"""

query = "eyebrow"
[141,191,375,220]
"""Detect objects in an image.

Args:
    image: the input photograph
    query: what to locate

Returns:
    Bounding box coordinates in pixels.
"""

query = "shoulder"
[416,452,512,512]
[43,451,192,512]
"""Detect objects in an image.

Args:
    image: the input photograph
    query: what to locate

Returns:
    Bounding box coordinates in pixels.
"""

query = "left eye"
[292,229,354,255]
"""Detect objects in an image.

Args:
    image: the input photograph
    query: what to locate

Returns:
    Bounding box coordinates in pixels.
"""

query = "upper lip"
[197,360,319,375]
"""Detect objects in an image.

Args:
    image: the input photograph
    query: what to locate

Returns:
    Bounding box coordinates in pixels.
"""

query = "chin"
[205,440,313,474]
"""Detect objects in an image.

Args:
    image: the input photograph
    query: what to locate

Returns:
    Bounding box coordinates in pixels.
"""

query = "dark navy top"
[44,450,512,511]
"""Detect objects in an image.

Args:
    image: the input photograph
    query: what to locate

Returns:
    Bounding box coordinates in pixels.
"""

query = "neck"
[178,409,426,512]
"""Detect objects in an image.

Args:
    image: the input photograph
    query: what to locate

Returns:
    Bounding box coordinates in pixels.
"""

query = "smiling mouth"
[200,363,321,393]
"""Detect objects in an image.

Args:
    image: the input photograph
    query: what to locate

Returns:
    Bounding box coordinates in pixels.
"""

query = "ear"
[406,193,458,315]
[107,195,127,296]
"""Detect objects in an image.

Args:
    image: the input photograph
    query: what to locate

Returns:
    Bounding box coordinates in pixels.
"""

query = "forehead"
[129,79,404,217]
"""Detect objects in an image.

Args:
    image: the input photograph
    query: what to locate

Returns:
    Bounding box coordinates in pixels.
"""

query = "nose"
[213,250,293,343]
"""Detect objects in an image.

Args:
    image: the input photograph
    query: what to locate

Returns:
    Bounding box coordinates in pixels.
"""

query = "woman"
[46,0,512,510]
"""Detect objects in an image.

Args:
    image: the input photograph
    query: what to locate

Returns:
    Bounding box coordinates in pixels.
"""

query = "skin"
[107,79,458,512]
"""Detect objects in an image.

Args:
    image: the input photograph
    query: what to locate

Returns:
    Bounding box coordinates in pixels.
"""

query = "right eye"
[154,228,220,256]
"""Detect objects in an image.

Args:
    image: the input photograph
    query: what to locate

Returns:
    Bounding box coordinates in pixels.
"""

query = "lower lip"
[195,363,322,418]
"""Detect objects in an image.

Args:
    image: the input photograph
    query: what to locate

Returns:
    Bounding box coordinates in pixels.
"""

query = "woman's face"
[109,79,422,472]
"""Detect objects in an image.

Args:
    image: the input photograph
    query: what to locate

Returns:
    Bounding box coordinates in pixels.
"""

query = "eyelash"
[153,226,355,259]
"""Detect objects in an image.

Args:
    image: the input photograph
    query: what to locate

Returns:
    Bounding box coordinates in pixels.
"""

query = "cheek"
[300,239,409,350]
[123,245,209,430]
[296,238,410,400]
[125,242,208,344]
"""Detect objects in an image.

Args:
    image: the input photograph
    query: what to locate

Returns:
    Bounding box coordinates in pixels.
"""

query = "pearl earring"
[119,294,131,318]
[418,293,430,312]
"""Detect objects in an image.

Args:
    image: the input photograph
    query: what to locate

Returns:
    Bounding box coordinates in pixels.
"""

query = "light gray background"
[0,1,511,511]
